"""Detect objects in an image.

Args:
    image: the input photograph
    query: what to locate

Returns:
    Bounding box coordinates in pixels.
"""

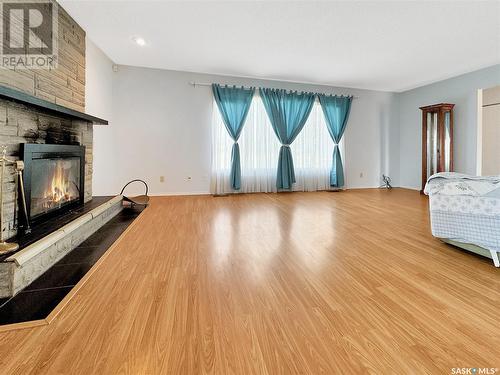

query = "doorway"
[477,85,500,176]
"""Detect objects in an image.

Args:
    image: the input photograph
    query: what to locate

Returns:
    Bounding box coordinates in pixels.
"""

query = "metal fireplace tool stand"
[0,146,30,255]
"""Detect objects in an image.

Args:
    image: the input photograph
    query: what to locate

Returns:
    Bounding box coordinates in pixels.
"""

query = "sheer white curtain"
[211,93,344,194]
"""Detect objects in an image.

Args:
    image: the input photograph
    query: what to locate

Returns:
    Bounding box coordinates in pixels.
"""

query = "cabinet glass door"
[427,112,438,176]
[443,111,451,172]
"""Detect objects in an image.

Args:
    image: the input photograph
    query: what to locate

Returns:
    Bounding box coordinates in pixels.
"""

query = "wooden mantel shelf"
[0,85,108,125]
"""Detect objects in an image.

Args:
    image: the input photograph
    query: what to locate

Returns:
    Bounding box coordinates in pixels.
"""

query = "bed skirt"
[429,194,500,267]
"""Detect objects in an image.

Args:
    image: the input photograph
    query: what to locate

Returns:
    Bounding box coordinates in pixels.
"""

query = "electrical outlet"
[186,176,192,181]
[360,172,364,178]
[159,176,165,183]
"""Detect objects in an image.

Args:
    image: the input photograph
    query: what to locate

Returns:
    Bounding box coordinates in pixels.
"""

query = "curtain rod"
[188,81,360,99]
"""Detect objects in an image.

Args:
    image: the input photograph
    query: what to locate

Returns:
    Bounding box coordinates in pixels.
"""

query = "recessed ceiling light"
[132,36,146,46]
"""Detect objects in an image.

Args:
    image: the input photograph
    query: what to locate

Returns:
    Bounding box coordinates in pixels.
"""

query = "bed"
[424,172,500,267]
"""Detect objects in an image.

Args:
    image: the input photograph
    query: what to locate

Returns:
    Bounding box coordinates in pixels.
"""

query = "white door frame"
[476,89,483,176]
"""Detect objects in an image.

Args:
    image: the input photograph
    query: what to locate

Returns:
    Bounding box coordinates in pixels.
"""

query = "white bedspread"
[424,172,500,196]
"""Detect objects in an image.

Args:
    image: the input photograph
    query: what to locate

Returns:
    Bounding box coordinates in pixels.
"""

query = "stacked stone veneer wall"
[0,5,86,112]
[0,101,93,239]
[0,2,92,239]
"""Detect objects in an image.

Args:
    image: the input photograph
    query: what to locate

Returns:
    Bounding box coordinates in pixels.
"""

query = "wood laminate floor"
[0,189,498,374]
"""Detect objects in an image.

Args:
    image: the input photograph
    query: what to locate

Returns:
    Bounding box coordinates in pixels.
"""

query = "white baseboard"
[150,191,210,196]
[397,185,420,191]
[148,186,423,196]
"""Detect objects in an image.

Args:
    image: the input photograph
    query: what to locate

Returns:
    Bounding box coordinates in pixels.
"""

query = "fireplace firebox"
[20,144,85,228]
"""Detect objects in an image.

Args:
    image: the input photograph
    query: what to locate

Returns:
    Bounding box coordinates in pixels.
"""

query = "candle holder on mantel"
[0,146,24,255]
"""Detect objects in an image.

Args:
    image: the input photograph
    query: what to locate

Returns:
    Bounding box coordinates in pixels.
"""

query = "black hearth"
[21,144,85,228]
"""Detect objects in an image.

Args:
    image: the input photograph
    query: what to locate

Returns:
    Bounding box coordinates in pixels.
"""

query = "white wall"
[85,38,118,195]
[101,65,399,196]
[398,64,500,189]
[86,45,499,196]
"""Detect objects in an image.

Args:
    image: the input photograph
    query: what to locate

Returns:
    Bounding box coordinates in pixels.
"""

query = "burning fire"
[43,160,77,209]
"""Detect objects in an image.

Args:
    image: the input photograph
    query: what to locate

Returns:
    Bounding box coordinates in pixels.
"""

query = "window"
[211,93,343,194]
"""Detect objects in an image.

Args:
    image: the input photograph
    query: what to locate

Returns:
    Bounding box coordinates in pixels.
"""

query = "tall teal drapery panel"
[318,95,352,188]
[259,88,315,190]
[212,84,255,190]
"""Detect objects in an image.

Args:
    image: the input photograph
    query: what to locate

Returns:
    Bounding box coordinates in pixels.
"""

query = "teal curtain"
[318,95,352,188]
[259,88,315,190]
[212,84,255,190]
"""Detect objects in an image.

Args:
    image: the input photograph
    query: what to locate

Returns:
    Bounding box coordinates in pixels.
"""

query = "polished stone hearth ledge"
[0,196,123,298]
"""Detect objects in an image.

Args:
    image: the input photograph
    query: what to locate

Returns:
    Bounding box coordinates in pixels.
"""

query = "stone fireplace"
[0,3,121,300]
[0,96,119,299]
[0,4,93,239]
[0,102,93,239]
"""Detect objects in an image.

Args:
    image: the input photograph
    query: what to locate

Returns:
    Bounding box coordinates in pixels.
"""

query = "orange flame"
[43,161,76,207]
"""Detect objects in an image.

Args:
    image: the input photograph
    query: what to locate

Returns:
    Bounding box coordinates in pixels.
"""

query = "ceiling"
[60,0,500,92]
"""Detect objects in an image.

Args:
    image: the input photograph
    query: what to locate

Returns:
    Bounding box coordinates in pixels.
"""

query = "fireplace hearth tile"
[58,221,136,265]
[56,245,108,266]
[0,297,10,309]
[77,224,128,248]
[23,263,94,291]
[105,209,143,224]
[0,207,143,326]
[0,287,72,325]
